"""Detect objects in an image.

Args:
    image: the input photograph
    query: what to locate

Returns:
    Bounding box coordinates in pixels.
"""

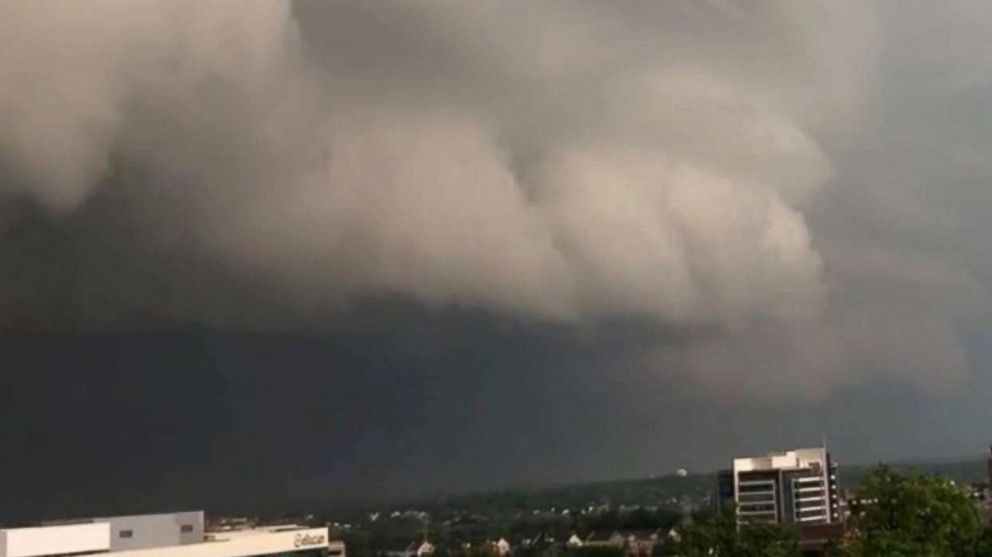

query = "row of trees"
[675,465,992,556]
[338,506,681,557]
[338,466,991,557]
[675,508,800,557]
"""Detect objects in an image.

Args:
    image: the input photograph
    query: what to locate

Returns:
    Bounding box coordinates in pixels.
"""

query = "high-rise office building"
[716,447,839,525]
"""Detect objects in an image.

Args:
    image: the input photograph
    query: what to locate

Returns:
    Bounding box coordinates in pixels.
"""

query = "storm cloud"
[0,0,987,402]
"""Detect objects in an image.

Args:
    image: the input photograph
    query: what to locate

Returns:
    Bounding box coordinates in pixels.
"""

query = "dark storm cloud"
[1,0,873,397]
[2,0,992,514]
[6,324,992,520]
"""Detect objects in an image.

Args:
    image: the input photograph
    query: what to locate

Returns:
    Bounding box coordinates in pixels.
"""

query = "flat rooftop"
[0,511,340,557]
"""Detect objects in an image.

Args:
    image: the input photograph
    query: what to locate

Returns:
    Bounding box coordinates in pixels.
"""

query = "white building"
[489,538,511,556]
[717,446,839,525]
[583,531,625,548]
[0,511,343,557]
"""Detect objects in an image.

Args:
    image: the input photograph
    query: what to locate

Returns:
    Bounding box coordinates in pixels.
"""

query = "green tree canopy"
[844,465,985,557]
[570,546,626,557]
[674,506,799,557]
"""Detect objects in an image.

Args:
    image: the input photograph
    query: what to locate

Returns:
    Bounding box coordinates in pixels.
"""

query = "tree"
[735,523,800,557]
[674,506,799,557]
[844,465,985,557]
[339,530,374,557]
[571,547,626,557]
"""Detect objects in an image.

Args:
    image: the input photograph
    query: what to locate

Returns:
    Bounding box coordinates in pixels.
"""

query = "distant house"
[521,533,544,548]
[583,531,625,548]
[622,531,660,557]
[490,538,512,556]
[382,540,435,557]
[525,532,563,551]
[566,534,584,548]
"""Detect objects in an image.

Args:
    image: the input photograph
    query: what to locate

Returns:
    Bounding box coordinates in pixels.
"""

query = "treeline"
[410,458,988,517]
[420,475,714,516]
[673,465,992,556]
[332,463,992,557]
[338,506,681,557]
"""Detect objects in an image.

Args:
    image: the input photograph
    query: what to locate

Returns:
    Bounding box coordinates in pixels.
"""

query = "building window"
[739,493,775,503]
[739,483,775,493]
[181,524,194,533]
[120,530,134,538]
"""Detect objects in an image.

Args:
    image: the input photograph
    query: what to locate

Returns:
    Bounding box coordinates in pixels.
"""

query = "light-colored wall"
[98,510,205,551]
[0,523,110,557]
[0,520,333,557]
[734,447,826,473]
[106,527,335,557]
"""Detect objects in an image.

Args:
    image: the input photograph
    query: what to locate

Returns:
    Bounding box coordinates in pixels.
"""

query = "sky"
[2,0,992,519]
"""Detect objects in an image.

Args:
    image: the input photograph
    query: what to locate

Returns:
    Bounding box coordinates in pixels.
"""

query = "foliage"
[570,547,626,557]
[438,545,501,557]
[337,530,376,557]
[318,462,992,557]
[674,507,799,557]
[426,475,713,517]
[843,465,985,557]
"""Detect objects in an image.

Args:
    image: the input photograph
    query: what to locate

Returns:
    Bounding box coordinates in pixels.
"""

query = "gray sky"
[1,0,992,517]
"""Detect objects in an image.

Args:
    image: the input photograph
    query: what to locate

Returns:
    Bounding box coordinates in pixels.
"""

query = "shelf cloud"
[0,0,986,399]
